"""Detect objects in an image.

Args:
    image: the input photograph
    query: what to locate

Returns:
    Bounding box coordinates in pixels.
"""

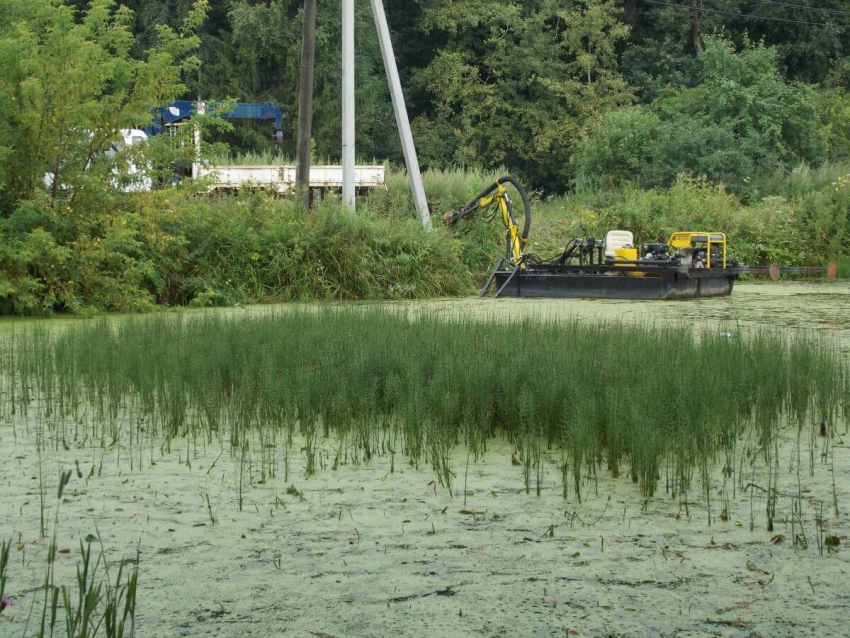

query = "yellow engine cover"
[614,247,638,261]
[613,247,644,277]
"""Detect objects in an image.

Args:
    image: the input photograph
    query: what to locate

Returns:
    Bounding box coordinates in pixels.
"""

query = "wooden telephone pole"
[297,0,431,229]
[295,0,318,210]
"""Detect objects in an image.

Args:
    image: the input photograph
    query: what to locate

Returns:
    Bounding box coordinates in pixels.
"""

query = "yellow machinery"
[442,176,531,266]
[613,231,729,275]
[443,176,834,300]
[667,232,728,269]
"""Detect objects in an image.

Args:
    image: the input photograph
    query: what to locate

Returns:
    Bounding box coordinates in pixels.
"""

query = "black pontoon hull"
[491,268,735,300]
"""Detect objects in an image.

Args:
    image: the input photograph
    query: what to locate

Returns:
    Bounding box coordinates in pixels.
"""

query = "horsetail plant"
[1,308,846,514]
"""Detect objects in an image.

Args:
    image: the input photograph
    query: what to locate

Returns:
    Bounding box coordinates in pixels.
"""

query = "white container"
[194,164,386,194]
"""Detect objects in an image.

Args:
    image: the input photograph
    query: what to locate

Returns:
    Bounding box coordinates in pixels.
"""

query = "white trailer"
[43,123,386,197]
[192,163,386,195]
[189,103,385,195]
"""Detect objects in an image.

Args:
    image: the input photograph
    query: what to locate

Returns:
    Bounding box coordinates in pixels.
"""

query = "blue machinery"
[147,101,284,143]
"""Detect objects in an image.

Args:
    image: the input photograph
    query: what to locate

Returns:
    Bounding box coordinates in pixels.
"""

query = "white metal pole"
[342,0,356,212]
[369,0,431,230]
[193,101,205,179]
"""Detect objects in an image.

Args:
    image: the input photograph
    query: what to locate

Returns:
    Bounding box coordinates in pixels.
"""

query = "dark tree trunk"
[296,0,317,210]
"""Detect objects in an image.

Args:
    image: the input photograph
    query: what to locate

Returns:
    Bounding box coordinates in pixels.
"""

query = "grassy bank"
[0,166,848,314]
[388,164,850,268]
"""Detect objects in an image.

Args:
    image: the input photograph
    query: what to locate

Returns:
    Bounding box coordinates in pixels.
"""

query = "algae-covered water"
[1,280,849,636]
[4,280,847,336]
[404,281,850,337]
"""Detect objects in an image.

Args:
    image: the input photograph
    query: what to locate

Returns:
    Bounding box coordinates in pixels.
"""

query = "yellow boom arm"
[442,176,532,265]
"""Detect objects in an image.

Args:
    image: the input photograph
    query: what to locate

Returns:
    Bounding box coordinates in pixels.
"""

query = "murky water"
[412,280,850,337]
[381,280,850,351]
[1,281,848,636]
[2,280,849,348]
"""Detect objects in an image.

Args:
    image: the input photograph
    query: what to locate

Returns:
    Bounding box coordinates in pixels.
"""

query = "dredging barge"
[487,260,737,300]
[444,176,836,301]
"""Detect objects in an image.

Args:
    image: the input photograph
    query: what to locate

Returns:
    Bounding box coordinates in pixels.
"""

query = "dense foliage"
[99,0,849,193]
[0,0,848,313]
[574,39,829,197]
[0,186,483,314]
[22,0,843,194]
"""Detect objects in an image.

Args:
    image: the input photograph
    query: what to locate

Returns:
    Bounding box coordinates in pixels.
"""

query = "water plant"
[0,538,10,616]
[1,308,846,511]
[0,467,140,637]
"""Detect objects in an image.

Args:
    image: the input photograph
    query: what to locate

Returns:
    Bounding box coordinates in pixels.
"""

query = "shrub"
[572,107,661,190]
[817,88,850,162]
[554,176,847,266]
[798,175,850,262]
[0,201,158,314]
[0,188,484,314]
[575,38,829,197]
[149,193,480,306]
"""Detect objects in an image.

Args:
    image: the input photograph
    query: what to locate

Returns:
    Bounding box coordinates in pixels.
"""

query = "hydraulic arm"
[443,176,532,265]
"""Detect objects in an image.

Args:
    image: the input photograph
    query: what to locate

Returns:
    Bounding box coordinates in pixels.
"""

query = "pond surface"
[2,280,849,347]
[1,281,848,636]
[407,281,850,343]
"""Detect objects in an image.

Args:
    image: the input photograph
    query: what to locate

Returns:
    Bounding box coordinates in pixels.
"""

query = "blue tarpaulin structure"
[147,101,284,142]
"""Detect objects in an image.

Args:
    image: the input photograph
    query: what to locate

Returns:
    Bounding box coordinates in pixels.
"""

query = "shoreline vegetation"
[1,0,849,315]
[1,165,848,315]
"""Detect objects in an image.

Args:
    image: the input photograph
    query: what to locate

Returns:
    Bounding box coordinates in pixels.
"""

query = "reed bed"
[1,309,846,505]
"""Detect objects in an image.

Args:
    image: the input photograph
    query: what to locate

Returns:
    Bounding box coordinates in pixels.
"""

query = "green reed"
[0,467,140,638]
[0,538,9,615]
[1,308,847,502]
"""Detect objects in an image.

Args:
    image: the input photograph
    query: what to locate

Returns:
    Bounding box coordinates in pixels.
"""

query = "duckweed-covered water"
[1,280,848,638]
[404,281,850,347]
[2,281,847,343]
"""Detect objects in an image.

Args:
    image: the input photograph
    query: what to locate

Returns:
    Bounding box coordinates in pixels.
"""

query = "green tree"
[411,0,632,191]
[194,0,397,161]
[560,0,631,85]
[818,88,850,160]
[572,106,661,189]
[0,0,208,313]
[0,0,207,209]
[575,38,828,195]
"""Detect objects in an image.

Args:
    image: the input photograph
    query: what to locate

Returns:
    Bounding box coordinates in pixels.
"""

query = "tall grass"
[2,309,846,502]
[207,150,295,165]
[754,160,850,201]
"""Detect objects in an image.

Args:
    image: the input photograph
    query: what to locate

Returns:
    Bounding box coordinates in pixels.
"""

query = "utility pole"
[369,0,431,230]
[296,0,318,210]
[342,0,355,212]
[193,101,205,180]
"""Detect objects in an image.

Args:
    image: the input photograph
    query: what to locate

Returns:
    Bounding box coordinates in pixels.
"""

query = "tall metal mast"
[342,0,356,212]
[299,0,430,228]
